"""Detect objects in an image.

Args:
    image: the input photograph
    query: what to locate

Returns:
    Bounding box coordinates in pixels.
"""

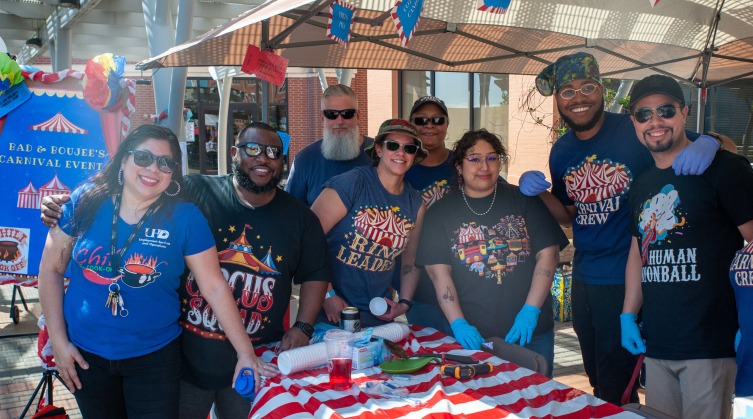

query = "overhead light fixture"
[26,37,42,48]
[58,0,80,7]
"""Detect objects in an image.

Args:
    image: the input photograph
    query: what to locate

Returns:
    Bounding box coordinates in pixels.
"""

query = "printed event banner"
[0,72,123,281]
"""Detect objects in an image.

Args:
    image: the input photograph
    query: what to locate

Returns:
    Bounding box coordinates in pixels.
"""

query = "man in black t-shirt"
[622,75,753,418]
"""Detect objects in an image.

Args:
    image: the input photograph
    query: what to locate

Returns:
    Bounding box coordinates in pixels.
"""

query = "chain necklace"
[461,182,497,216]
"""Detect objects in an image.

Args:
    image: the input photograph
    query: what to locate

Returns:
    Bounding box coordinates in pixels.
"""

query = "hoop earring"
[118,169,124,186]
[164,180,181,197]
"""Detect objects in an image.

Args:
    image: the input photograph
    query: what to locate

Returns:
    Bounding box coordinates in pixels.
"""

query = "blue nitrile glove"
[736,329,742,352]
[234,367,256,403]
[504,304,541,347]
[451,318,484,350]
[519,171,552,196]
[620,313,646,355]
[672,135,720,175]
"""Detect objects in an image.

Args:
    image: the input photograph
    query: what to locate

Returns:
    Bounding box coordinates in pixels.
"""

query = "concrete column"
[54,27,72,71]
[142,0,175,116]
[167,0,194,173]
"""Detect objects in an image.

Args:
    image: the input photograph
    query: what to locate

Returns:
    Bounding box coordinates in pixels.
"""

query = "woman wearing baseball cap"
[311,119,428,327]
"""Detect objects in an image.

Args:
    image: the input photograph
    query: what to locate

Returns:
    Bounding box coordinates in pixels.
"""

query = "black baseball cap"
[629,75,686,112]
[409,96,448,117]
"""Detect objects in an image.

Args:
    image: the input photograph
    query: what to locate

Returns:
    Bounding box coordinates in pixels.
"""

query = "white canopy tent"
[136,0,753,86]
[135,0,753,166]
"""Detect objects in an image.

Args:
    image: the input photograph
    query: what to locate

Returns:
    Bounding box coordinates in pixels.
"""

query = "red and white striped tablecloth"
[250,325,640,418]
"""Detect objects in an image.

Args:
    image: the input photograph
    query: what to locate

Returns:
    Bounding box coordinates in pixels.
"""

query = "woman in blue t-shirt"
[311,119,428,327]
[38,125,274,418]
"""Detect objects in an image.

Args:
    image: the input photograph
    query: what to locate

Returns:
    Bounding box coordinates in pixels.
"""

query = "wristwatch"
[705,131,723,148]
[292,321,314,339]
[398,299,413,312]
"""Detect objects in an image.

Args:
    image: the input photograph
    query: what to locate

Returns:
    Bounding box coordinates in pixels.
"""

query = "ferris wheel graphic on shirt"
[451,216,531,284]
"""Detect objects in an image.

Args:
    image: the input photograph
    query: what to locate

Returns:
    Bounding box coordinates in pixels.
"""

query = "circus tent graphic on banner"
[30,112,88,134]
[17,175,71,209]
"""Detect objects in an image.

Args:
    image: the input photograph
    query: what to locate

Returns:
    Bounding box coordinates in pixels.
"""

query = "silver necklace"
[461,182,497,216]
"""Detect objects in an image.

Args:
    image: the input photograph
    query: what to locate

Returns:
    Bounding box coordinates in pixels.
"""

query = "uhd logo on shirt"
[144,228,170,240]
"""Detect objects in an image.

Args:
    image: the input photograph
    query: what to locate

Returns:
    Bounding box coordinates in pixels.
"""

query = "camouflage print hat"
[535,52,602,97]
[365,118,428,164]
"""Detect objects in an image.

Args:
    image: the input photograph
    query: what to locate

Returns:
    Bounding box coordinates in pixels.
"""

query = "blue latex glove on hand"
[736,329,742,352]
[451,318,484,350]
[519,171,551,196]
[620,313,646,355]
[505,304,541,347]
[672,135,720,175]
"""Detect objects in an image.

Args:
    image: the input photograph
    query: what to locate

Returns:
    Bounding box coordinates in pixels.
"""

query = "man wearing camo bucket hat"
[311,119,428,328]
[518,51,734,405]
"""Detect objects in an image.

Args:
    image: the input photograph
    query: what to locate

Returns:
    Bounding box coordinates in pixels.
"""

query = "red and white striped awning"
[30,112,88,134]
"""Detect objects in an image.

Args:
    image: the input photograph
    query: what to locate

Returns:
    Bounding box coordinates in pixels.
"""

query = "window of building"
[400,71,510,178]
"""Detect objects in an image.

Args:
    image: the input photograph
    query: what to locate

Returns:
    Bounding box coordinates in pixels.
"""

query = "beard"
[321,125,361,161]
[641,129,676,153]
[232,159,281,194]
[560,100,605,133]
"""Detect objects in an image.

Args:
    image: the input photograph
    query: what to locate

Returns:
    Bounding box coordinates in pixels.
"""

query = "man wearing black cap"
[519,52,733,406]
[621,74,753,418]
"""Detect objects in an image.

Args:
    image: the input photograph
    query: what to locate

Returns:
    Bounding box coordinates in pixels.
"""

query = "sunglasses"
[383,140,419,155]
[558,83,599,100]
[412,116,446,126]
[322,109,357,120]
[463,153,505,165]
[128,150,178,174]
[235,142,283,160]
[633,104,680,124]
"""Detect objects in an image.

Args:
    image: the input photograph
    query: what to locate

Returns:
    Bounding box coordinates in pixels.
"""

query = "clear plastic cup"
[324,329,355,390]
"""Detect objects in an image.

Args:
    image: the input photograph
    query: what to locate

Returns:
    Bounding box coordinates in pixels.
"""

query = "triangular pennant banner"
[391,0,425,47]
[477,0,512,14]
[327,0,356,48]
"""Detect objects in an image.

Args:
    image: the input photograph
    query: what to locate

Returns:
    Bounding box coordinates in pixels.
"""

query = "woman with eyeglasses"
[38,125,267,417]
[311,119,428,327]
[416,129,568,377]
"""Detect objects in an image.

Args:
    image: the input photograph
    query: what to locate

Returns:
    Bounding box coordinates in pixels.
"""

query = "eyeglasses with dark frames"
[558,83,599,100]
[128,150,178,174]
[322,109,357,120]
[383,140,419,155]
[235,142,283,160]
[632,104,680,124]
[411,116,446,126]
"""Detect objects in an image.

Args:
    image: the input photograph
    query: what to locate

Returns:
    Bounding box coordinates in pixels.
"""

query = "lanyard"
[109,192,162,280]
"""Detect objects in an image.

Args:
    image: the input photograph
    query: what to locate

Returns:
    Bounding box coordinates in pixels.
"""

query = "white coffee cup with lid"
[369,297,389,316]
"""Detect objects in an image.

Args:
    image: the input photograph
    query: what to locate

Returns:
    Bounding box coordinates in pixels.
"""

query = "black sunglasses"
[412,116,446,126]
[128,150,178,174]
[633,104,679,124]
[383,140,419,155]
[322,109,357,120]
[235,142,283,160]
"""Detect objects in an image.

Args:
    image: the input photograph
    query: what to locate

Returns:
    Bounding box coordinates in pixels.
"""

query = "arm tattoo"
[442,286,455,303]
[534,268,554,278]
[401,264,416,275]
